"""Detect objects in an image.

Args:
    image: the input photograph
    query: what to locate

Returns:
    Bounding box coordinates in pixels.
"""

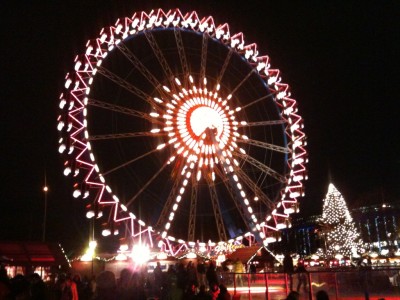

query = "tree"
[319,183,364,258]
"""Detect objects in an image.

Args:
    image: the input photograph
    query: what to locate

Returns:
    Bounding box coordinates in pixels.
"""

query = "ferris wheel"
[57,9,307,256]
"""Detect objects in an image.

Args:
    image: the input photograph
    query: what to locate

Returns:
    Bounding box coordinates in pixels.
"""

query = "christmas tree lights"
[320,183,364,258]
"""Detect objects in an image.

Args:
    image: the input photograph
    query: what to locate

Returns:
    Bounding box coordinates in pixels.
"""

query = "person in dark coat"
[283,253,294,291]
[93,271,117,300]
[296,261,308,294]
[216,284,231,300]
[206,261,218,289]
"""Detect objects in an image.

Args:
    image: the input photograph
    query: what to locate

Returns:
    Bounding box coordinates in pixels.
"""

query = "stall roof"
[0,241,70,266]
[227,245,264,263]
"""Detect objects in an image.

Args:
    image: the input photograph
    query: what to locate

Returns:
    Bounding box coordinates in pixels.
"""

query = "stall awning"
[227,245,263,263]
[0,241,69,266]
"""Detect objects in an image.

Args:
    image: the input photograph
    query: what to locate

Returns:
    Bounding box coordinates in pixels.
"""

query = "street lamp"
[42,181,49,242]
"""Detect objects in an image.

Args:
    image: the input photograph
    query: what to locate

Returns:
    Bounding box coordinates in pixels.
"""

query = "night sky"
[1,1,399,255]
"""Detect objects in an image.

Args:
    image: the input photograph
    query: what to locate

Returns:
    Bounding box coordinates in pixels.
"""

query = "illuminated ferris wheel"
[57,9,307,256]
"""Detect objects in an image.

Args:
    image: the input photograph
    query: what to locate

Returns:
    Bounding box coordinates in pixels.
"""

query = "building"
[277,214,320,256]
[352,201,400,254]
[275,201,400,257]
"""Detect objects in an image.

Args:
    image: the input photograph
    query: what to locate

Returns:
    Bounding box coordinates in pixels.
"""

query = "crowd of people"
[0,260,232,300]
[147,260,231,300]
[0,257,347,300]
[0,268,94,300]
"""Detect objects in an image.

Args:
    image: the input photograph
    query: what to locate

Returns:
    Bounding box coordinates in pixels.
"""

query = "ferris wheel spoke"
[88,131,164,141]
[240,91,276,110]
[239,120,286,127]
[88,98,160,124]
[214,48,233,89]
[232,167,275,210]
[214,167,252,231]
[199,33,209,84]
[101,147,160,177]
[187,175,198,241]
[125,158,171,207]
[155,159,193,238]
[144,30,176,89]
[96,66,158,108]
[204,174,228,241]
[237,138,290,154]
[115,42,169,104]
[233,151,286,183]
[174,29,190,86]
[229,68,256,97]
[155,168,185,229]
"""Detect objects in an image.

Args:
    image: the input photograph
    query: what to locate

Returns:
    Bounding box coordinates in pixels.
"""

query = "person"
[72,274,85,300]
[316,290,329,300]
[249,263,257,283]
[195,284,212,300]
[286,290,300,300]
[93,270,117,300]
[89,275,97,296]
[233,258,244,287]
[0,268,12,300]
[29,273,47,300]
[197,260,207,287]
[186,261,198,288]
[183,283,197,300]
[80,275,93,300]
[131,272,147,300]
[10,274,30,299]
[283,253,294,291]
[59,274,79,300]
[209,282,219,300]
[216,284,231,300]
[166,265,183,300]
[296,261,308,294]
[153,261,163,297]
[116,268,134,300]
[206,261,219,289]
[176,262,187,291]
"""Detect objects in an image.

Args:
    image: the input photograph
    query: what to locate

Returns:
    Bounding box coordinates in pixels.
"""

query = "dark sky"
[1,1,399,254]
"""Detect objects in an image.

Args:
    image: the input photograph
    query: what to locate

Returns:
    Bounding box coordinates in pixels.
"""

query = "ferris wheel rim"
[57,8,307,252]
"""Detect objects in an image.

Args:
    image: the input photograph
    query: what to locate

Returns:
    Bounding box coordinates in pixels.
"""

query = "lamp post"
[42,177,49,242]
[89,240,97,276]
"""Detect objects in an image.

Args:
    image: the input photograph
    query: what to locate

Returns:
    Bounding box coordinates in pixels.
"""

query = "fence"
[218,267,400,300]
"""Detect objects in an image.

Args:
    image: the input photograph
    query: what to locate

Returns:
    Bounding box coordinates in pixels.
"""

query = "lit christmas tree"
[319,183,364,258]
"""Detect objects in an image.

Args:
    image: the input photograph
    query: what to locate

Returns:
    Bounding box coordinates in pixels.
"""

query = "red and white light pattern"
[154,78,236,178]
[57,9,307,256]
[152,77,261,240]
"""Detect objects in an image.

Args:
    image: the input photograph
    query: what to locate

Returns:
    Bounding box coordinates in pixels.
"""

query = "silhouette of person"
[283,253,294,291]
[217,283,231,300]
[233,258,244,287]
[316,290,329,300]
[206,261,218,289]
[249,263,257,283]
[153,262,163,296]
[195,284,212,300]
[197,260,207,287]
[296,261,308,294]
[93,270,116,300]
[286,290,300,300]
